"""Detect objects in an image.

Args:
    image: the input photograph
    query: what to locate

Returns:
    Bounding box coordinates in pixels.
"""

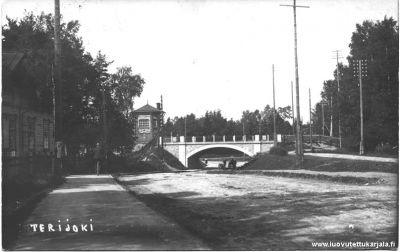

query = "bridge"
[162,134,279,167]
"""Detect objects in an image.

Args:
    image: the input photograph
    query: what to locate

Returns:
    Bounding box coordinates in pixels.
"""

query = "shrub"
[375,143,398,155]
[269,146,288,156]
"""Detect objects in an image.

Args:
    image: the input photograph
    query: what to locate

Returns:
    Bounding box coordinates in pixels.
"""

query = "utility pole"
[333,50,343,148]
[291,81,297,154]
[161,95,164,146]
[54,0,63,172]
[321,102,325,136]
[352,59,367,154]
[272,64,277,147]
[184,116,187,166]
[242,122,245,140]
[352,59,367,155]
[242,122,245,161]
[160,95,164,169]
[330,96,333,137]
[359,61,364,155]
[309,88,312,150]
[280,0,309,165]
[102,88,108,170]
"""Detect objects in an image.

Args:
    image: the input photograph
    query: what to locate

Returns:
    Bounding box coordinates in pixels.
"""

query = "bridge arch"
[186,144,254,161]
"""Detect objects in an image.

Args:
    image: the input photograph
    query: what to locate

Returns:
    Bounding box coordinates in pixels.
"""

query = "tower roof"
[133,104,163,113]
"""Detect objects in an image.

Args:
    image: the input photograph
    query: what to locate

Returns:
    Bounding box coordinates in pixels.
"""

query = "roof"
[2,52,25,72]
[133,104,163,114]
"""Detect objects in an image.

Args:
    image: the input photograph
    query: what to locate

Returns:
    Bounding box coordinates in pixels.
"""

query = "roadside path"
[288,151,398,163]
[12,175,208,250]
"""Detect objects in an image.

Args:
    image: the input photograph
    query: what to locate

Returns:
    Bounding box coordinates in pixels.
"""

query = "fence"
[282,134,340,147]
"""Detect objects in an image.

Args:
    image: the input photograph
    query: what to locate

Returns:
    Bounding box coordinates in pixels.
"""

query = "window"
[43,119,50,150]
[138,119,150,129]
[2,114,17,155]
[9,115,17,152]
[27,117,36,152]
[2,114,9,149]
[153,118,158,130]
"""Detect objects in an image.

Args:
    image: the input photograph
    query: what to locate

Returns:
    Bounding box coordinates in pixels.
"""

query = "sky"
[1,0,398,121]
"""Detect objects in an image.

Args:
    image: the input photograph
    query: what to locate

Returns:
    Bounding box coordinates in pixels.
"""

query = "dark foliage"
[164,106,293,137]
[269,146,288,156]
[314,17,398,151]
[2,12,144,155]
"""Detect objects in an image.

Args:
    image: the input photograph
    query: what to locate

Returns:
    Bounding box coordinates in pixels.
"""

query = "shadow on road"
[116,174,398,250]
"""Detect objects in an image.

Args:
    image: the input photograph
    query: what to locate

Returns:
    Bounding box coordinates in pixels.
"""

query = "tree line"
[163,106,293,137]
[312,16,398,151]
[2,12,144,155]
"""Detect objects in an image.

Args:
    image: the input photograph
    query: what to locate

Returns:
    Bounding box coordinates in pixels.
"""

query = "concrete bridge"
[162,135,279,167]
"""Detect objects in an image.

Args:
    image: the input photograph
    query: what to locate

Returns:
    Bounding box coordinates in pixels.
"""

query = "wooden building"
[2,52,55,159]
[132,103,164,150]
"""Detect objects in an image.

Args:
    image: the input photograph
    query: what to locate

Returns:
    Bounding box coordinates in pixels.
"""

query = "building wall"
[134,112,162,146]
[136,114,152,144]
[2,102,54,158]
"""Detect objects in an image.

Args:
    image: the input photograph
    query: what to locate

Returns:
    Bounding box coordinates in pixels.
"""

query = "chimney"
[156,103,161,110]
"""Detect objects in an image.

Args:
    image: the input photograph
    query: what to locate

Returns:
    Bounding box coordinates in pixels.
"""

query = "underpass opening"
[187,147,252,169]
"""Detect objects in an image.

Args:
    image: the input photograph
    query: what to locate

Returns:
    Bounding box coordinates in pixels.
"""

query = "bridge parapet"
[163,134,278,144]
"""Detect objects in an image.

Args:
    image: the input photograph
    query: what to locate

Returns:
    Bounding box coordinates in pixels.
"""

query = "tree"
[109,66,145,121]
[2,12,145,154]
[319,16,398,150]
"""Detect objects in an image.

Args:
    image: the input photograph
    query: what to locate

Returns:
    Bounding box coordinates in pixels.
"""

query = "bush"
[375,143,398,155]
[269,146,288,156]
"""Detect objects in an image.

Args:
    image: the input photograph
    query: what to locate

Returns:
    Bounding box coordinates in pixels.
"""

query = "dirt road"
[118,171,398,250]
[12,175,208,250]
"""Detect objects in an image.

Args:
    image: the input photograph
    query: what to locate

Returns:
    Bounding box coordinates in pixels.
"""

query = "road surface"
[118,171,398,250]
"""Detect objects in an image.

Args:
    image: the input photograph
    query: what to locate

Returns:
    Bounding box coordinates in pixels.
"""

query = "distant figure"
[228,158,236,169]
[93,142,104,175]
[204,158,208,166]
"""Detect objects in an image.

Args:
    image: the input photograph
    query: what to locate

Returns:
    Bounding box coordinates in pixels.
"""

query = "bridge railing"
[282,134,340,147]
[163,134,276,143]
[225,135,234,142]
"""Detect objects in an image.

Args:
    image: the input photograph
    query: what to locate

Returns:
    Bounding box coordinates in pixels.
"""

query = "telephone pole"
[102,88,108,168]
[242,122,245,161]
[309,88,312,150]
[321,102,324,136]
[333,50,343,148]
[359,61,364,155]
[54,0,63,171]
[329,96,333,137]
[291,81,297,154]
[352,59,367,155]
[280,0,309,165]
[184,116,187,166]
[160,95,165,169]
[272,64,277,147]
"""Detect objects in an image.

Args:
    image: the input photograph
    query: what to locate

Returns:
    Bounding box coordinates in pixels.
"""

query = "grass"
[126,147,186,173]
[242,153,398,173]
